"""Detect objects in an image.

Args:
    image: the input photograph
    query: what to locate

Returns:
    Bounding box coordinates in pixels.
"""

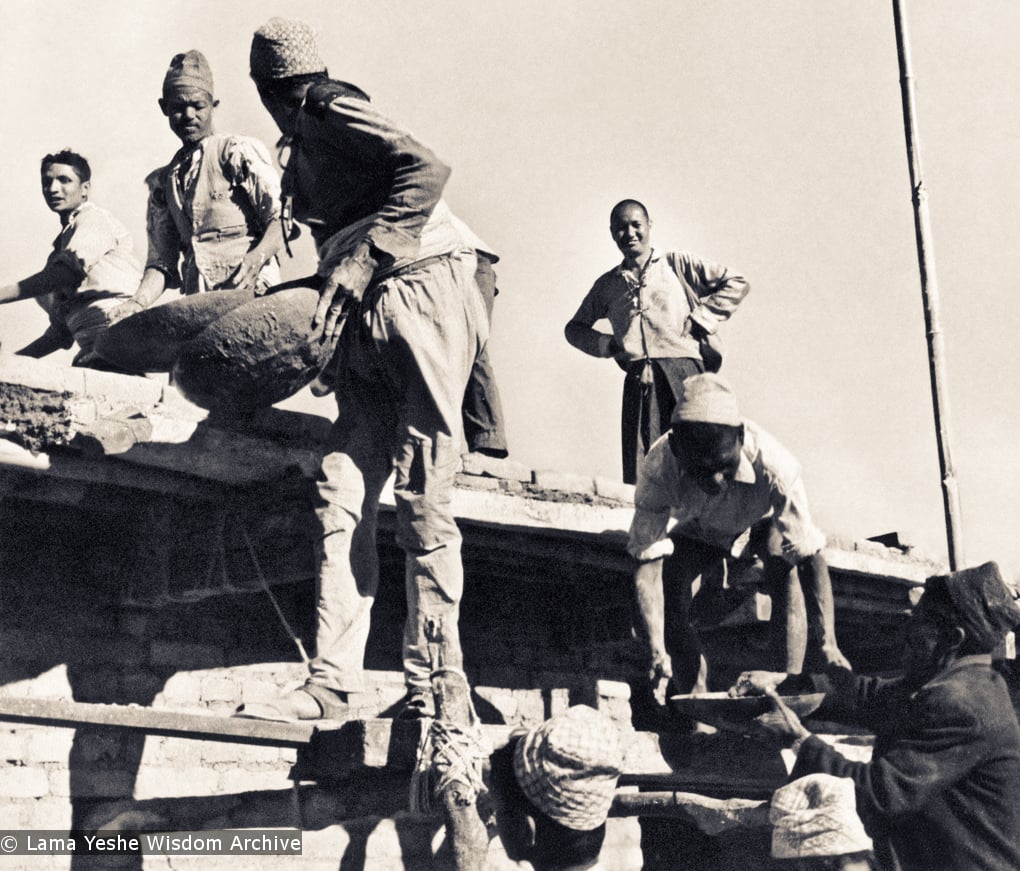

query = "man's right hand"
[728,670,788,698]
[649,659,675,707]
[313,243,378,342]
[107,300,145,325]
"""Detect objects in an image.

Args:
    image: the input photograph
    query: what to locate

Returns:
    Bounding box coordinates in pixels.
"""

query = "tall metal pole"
[892,0,964,569]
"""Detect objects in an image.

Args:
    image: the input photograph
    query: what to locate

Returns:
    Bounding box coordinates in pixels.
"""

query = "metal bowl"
[670,691,826,725]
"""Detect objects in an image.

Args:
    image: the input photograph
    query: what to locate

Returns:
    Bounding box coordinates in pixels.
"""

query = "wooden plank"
[0,697,316,747]
[610,790,770,820]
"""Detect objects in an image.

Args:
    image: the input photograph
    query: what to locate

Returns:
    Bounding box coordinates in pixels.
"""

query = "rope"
[240,525,310,665]
[409,717,487,815]
[409,666,486,815]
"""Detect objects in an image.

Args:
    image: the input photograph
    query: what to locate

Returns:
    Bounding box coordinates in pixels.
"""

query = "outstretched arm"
[0,261,79,304]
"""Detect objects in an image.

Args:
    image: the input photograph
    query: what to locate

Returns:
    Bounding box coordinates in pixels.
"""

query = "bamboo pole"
[892,0,964,569]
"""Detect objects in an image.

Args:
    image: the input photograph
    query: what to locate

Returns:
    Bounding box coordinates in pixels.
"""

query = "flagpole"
[891,0,964,570]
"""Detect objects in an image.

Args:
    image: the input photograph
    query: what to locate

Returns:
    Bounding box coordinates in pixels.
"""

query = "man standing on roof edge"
[565,199,749,484]
[110,49,284,320]
[236,18,489,722]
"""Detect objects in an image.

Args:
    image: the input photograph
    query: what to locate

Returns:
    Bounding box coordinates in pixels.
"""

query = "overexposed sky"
[2,1,1018,575]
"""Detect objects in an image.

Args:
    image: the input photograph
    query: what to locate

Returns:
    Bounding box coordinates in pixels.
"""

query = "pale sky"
[2,1,1018,576]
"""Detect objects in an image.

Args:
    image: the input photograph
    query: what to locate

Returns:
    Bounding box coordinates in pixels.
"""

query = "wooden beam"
[0,697,315,747]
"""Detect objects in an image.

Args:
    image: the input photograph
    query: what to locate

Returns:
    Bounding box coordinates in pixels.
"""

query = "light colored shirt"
[145,133,281,294]
[628,420,826,564]
[565,248,748,362]
[47,202,141,303]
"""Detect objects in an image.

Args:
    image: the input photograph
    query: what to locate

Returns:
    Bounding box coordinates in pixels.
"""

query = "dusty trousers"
[309,249,486,693]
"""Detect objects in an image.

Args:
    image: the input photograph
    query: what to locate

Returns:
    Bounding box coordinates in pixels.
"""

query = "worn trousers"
[621,356,703,485]
[309,250,485,693]
[462,254,508,456]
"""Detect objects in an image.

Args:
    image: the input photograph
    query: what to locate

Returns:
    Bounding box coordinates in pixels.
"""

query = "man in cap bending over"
[111,49,283,320]
[735,561,1020,871]
[628,372,849,705]
[236,18,491,721]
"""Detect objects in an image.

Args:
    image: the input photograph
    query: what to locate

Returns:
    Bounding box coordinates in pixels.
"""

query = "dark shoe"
[234,681,352,722]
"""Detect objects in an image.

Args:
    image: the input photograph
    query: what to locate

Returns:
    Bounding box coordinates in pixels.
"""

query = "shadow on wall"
[0,491,642,869]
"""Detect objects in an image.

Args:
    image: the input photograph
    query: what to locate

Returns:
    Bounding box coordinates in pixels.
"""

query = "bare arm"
[634,558,673,703]
[107,267,168,323]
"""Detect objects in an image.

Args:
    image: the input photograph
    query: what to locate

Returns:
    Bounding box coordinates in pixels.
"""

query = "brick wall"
[0,496,650,869]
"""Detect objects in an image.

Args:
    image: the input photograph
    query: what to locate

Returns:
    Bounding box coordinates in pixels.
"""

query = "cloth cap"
[250,18,327,80]
[770,774,873,859]
[671,373,741,427]
[512,705,623,831]
[923,561,1020,653]
[163,50,214,97]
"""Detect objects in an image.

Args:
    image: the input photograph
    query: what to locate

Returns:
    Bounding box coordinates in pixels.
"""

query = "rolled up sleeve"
[222,137,282,229]
[673,252,750,335]
[771,474,826,564]
[628,458,678,561]
[628,507,675,562]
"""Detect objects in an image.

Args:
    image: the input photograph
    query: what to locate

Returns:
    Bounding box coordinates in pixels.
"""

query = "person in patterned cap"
[110,49,284,320]
[489,705,624,870]
[629,372,849,708]
[770,774,875,870]
[735,561,1020,871]
[236,18,494,722]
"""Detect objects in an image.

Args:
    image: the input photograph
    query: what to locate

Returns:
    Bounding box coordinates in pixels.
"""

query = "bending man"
[238,18,488,721]
[628,373,849,703]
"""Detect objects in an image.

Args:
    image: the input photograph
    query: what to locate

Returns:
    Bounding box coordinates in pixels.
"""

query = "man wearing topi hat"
[489,705,624,870]
[733,560,1020,871]
[237,18,490,721]
[111,49,284,320]
[628,372,849,705]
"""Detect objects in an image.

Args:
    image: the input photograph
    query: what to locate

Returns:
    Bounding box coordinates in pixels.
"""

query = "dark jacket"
[792,657,1020,871]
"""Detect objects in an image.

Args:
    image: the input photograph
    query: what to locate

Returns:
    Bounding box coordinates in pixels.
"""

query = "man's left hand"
[748,688,811,746]
[222,252,267,294]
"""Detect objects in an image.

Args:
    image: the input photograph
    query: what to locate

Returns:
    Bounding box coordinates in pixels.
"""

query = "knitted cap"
[923,561,1020,653]
[770,774,873,859]
[671,373,741,427]
[250,18,327,80]
[513,706,623,831]
[163,50,214,97]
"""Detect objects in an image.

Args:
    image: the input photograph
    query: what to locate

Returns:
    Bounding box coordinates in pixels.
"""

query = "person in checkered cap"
[490,705,623,870]
[770,774,875,870]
